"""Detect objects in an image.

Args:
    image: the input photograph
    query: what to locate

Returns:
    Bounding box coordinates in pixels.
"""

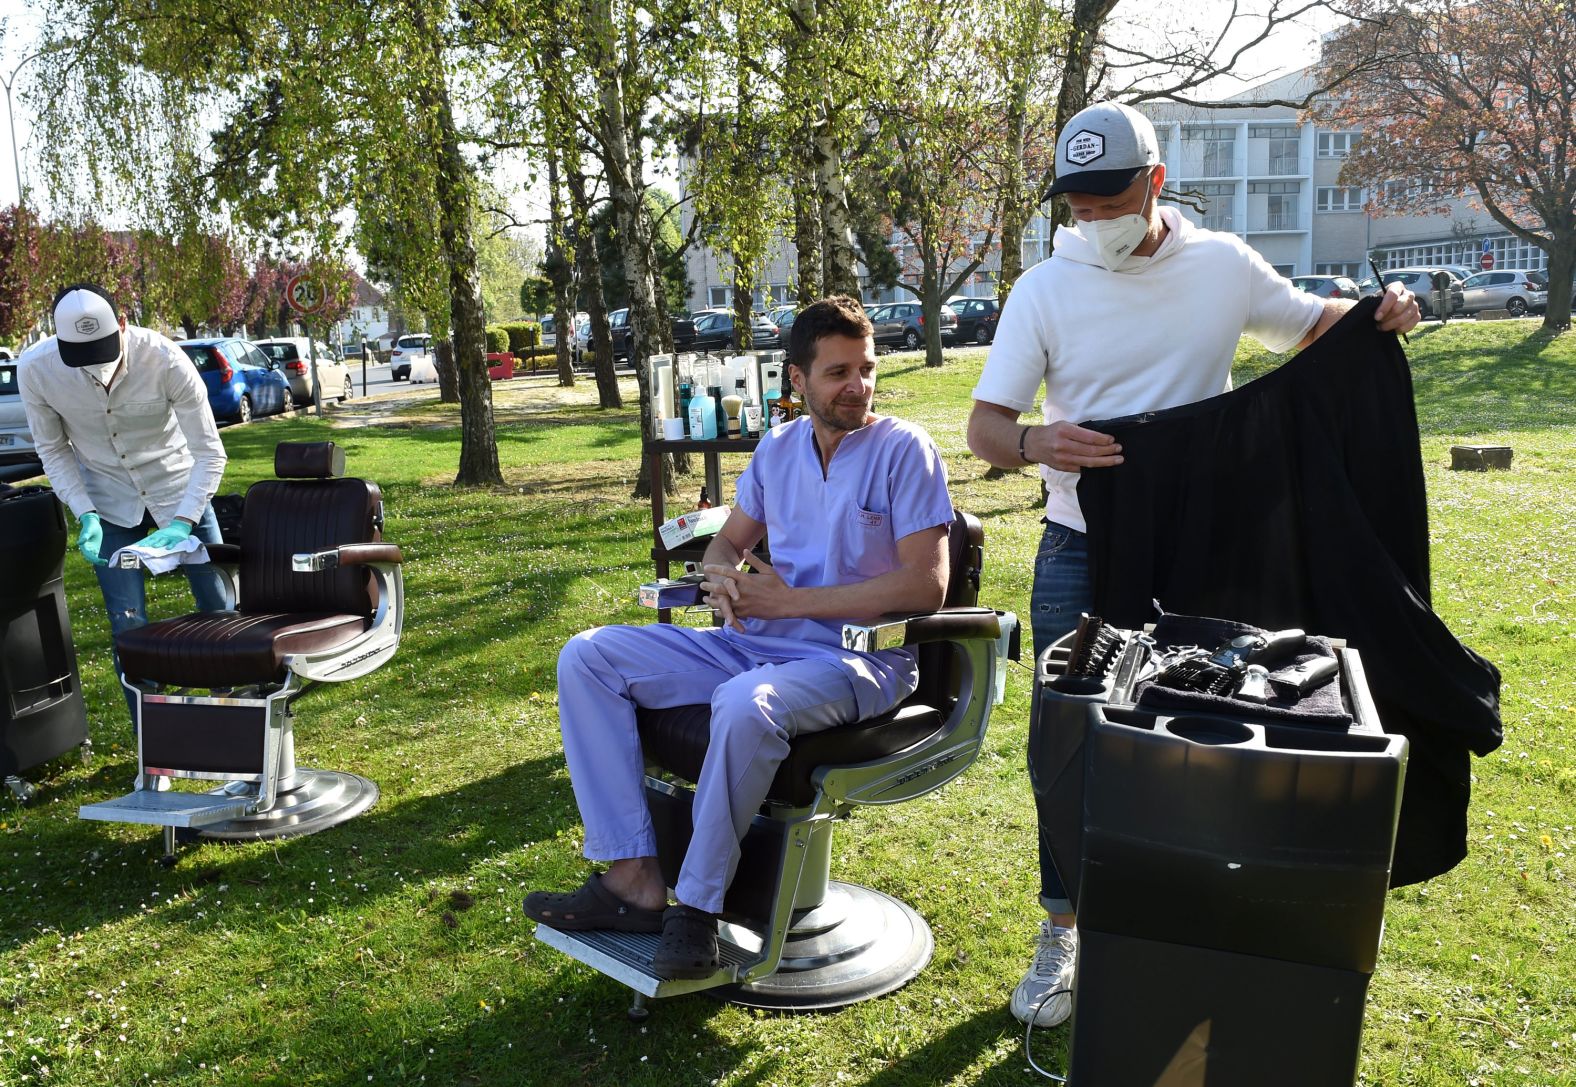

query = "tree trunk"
[788,0,860,298]
[732,258,754,350]
[998,73,1031,298]
[1047,0,1121,229]
[586,0,675,499]
[921,254,944,368]
[792,154,822,304]
[420,26,501,486]
[567,164,621,408]
[814,130,861,298]
[546,150,576,386]
[434,336,458,403]
[1542,229,1573,332]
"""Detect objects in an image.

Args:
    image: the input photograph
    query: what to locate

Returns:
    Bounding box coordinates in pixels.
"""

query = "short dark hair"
[787,295,873,375]
[53,282,119,318]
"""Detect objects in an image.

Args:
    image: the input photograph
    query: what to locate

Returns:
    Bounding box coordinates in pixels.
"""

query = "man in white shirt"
[19,284,233,725]
[966,101,1421,1029]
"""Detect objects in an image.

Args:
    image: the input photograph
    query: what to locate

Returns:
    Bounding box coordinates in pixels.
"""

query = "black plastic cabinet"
[1,487,90,792]
[1033,640,1407,1087]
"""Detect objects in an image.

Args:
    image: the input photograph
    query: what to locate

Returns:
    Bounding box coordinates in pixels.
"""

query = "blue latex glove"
[135,519,194,552]
[76,511,108,567]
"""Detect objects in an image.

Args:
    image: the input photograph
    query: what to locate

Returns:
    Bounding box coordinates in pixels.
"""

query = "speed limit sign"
[285,273,326,315]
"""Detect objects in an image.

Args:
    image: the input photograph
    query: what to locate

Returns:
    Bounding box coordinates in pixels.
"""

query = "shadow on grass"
[1,751,575,956]
[853,1008,1061,1087]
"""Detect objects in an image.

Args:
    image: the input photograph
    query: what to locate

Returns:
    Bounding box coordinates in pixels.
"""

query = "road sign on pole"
[285,274,326,316]
[1480,251,1494,271]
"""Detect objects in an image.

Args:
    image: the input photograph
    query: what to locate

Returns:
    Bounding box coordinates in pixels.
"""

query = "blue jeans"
[93,504,233,727]
[1029,519,1092,916]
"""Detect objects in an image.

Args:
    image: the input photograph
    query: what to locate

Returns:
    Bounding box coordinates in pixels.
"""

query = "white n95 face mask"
[84,359,121,386]
[1083,169,1157,271]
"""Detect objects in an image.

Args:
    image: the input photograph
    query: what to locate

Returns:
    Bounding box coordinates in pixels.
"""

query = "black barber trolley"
[1,487,91,799]
[1033,613,1407,1087]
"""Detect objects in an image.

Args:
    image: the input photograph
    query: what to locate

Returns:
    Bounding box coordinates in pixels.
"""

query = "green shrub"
[501,322,540,352]
[484,325,509,354]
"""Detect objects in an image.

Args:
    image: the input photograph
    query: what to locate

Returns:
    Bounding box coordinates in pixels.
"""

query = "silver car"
[1459,270,1548,317]
[0,356,40,478]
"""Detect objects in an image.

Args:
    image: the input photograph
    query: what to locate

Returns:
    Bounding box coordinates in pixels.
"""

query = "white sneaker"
[1010,921,1077,1027]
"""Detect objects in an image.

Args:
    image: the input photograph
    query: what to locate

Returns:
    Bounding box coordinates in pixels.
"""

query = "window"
[1317,132,1360,158]
[1272,264,1295,277]
[708,286,730,307]
[1316,186,1364,212]
[1250,181,1300,229]
[1253,126,1301,174]
[1316,263,1362,277]
[1183,126,1236,176]
[1186,182,1235,231]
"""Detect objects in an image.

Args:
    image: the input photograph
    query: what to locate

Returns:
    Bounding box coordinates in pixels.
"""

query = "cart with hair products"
[1032,611,1408,1087]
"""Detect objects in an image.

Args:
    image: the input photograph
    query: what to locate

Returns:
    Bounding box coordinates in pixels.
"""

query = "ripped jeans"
[1029,519,1092,917]
[93,505,233,727]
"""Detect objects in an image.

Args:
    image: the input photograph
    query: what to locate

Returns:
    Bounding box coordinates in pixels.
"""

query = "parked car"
[0,356,41,478]
[866,301,958,350]
[340,341,368,360]
[572,310,699,365]
[390,333,434,381]
[1359,269,1465,319]
[254,337,353,405]
[686,310,780,353]
[947,297,1002,345]
[1289,275,1360,301]
[177,338,294,423]
[768,305,799,340]
[1458,270,1548,317]
[540,314,557,350]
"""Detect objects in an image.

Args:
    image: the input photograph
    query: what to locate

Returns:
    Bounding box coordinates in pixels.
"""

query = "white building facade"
[1141,71,1551,279]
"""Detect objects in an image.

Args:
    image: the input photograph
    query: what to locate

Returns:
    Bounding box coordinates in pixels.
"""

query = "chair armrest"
[842,606,1001,653]
[292,543,404,572]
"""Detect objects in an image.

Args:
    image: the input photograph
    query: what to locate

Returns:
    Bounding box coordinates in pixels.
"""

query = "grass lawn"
[2,320,1572,1087]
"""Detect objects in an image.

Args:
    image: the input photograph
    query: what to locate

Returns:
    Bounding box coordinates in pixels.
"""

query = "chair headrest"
[275,441,346,480]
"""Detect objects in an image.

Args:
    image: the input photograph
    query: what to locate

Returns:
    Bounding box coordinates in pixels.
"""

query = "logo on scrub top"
[1065,130,1105,165]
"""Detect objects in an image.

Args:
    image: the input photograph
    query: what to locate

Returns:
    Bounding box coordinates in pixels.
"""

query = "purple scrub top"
[726,414,954,659]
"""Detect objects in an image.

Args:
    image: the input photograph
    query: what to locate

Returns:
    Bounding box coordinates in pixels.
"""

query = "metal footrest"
[78,789,254,828]
[534,924,759,998]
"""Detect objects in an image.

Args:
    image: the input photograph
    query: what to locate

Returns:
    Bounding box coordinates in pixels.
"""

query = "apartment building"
[1142,69,1548,278]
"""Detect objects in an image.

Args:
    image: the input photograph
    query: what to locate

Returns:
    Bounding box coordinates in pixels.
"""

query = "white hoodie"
[973,206,1325,532]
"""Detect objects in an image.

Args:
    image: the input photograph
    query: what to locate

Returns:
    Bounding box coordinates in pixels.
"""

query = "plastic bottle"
[688,387,718,440]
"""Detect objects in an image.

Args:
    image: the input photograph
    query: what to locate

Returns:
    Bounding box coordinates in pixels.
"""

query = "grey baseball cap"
[1047,101,1160,198]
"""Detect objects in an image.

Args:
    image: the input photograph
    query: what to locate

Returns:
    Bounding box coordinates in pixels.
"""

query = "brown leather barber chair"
[79,441,404,864]
[535,511,1018,1018]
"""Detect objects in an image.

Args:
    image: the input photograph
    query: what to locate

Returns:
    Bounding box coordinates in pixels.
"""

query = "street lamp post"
[2,50,41,205]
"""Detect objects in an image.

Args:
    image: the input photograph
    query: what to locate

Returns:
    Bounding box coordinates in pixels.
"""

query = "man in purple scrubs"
[525,296,955,978]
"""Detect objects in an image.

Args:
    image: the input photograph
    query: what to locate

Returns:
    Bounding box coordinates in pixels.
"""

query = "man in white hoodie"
[966,101,1421,1029]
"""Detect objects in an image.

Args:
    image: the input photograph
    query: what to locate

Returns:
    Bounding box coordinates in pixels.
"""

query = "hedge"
[484,325,510,353]
[500,322,541,353]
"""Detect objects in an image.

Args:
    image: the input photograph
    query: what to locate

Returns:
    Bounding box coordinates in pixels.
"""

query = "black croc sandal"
[523,873,665,932]
[652,904,719,979]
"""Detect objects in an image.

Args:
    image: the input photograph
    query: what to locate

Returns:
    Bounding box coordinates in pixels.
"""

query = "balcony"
[1201,215,1236,232]
[1176,148,1243,179]
[1247,212,1303,232]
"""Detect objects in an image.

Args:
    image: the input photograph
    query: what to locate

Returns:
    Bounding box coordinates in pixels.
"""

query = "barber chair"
[78,441,403,864]
[535,511,1018,1017]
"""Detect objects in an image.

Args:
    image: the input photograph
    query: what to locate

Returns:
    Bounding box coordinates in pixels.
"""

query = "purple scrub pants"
[556,622,913,913]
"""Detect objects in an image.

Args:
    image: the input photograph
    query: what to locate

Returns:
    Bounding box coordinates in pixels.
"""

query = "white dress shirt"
[18,325,227,527]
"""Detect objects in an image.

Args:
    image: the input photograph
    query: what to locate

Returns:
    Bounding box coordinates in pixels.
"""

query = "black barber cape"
[1077,297,1502,887]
